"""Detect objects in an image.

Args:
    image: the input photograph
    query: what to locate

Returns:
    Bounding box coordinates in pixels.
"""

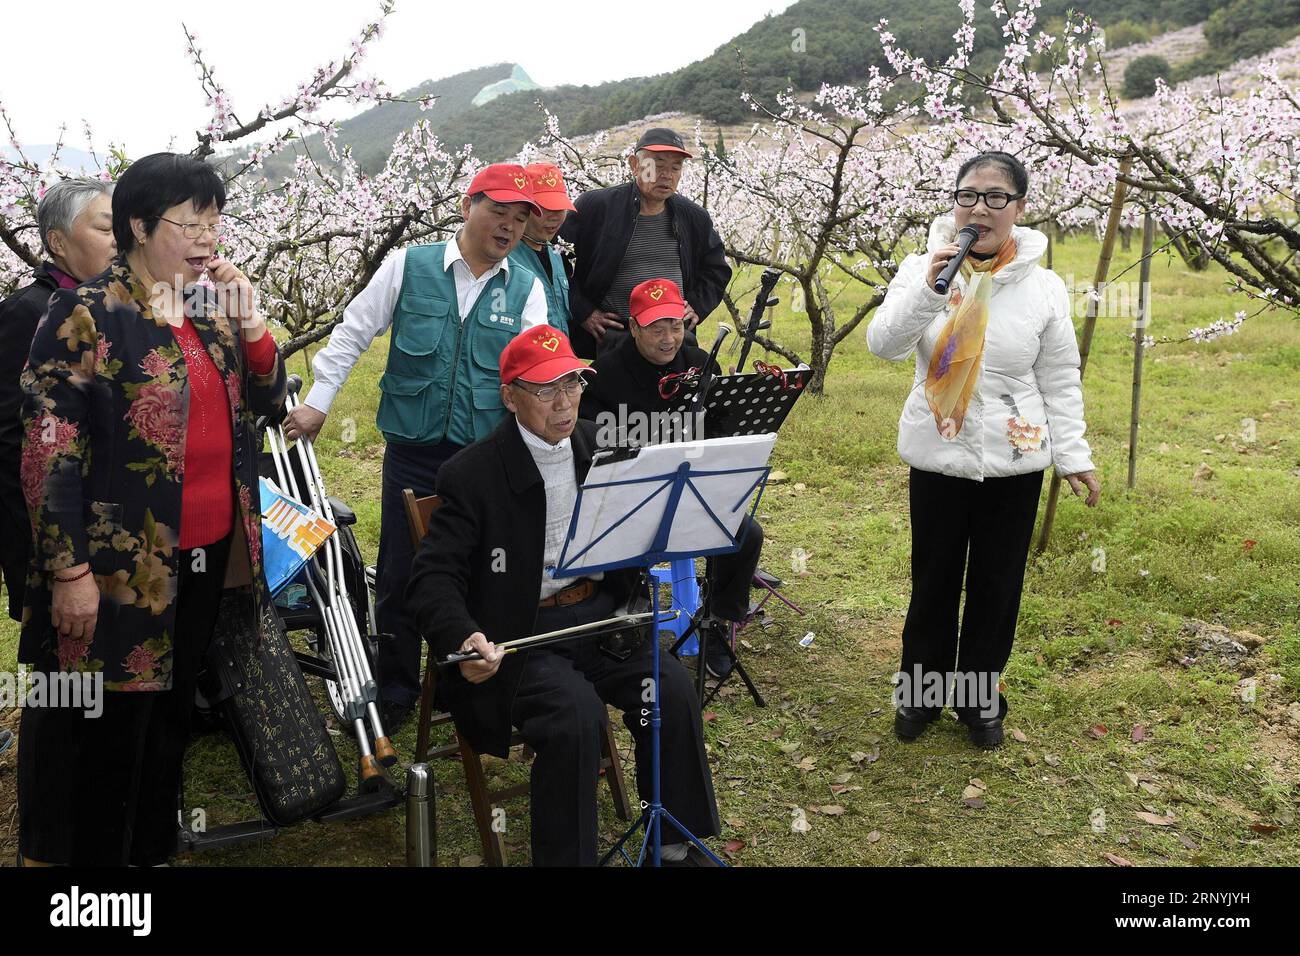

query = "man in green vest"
[283,163,549,727]
[507,162,575,336]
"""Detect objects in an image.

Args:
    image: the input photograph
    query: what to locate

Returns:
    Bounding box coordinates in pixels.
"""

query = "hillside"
[260,0,1300,170]
[256,62,519,179]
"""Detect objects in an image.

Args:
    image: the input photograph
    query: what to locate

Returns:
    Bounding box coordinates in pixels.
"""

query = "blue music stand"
[554,437,775,867]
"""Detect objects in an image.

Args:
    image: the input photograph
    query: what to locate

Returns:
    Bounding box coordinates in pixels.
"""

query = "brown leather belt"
[538,578,596,608]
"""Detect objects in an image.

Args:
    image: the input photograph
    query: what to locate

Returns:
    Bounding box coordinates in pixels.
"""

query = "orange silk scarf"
[924,236,1017,440]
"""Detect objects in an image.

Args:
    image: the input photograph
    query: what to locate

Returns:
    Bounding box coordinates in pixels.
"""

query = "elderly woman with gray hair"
[0,177,116,621]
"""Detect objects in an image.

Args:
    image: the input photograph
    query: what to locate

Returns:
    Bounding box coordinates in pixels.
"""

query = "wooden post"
[1036,156,1132,553]
[1127,212,1155,491]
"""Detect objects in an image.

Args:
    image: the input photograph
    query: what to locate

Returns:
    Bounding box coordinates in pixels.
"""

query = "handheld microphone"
[933,225,982,295]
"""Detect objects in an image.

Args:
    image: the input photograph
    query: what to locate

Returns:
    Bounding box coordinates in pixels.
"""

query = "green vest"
[508,242,571,336]
[376,243,532,446]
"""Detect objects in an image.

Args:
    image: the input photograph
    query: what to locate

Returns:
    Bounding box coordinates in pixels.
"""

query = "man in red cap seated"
[407,326,720,866]
[580,278,764,682]
[283,164,552,731]
[507,162,576,335]
[560,127,731,358]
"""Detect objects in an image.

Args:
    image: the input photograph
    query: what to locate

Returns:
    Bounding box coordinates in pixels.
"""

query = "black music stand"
[667,365,811,705]
[555,435,776,866]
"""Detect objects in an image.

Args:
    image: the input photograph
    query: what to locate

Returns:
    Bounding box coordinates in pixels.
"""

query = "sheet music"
[555,434,777,574]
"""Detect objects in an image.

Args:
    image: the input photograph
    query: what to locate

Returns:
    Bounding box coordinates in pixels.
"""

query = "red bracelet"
[52,566,92,584]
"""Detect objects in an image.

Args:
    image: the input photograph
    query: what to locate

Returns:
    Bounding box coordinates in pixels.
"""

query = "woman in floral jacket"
[16,153,286,866]
[867,152,1099,750]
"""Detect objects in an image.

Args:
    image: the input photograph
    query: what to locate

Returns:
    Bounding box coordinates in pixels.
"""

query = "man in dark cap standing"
[560,127,732,358]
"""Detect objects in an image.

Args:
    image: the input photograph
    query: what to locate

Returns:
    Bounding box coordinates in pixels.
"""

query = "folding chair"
[402,489,632,866]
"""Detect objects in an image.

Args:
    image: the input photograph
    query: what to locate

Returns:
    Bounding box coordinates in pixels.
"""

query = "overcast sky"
[1,0,795,158]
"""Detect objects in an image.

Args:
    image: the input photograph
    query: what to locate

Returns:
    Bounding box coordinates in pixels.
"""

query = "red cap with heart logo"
[525,162,577,212]
[628,277,686,327]
[468,163,543,216]
[499,326,593,384]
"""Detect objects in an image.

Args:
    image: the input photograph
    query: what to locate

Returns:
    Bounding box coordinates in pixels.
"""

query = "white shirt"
[303,236,549,414]
[517,421,602,598]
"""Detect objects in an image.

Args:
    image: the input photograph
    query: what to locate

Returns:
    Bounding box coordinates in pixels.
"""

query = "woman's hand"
[207,256,266,341]
[50,565,99,641]
[458,631,504,684]
[927,243,961,292]
[1065,470,1101,507]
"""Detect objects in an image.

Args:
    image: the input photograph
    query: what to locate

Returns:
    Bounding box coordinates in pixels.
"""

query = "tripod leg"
[668,617,699,660]
[694,623,708,707]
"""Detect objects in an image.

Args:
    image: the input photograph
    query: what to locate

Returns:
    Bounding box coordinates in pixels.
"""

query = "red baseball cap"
[525,163,577,212]
[499,326,593,384]
[628,278,687,327]
[468,163,543,216]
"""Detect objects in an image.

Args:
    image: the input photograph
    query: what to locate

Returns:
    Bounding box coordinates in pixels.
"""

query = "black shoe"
[894,706,940,741]
[957,693,1007,749]
[964,717,1004,749]
[702,622,735,680]
[381,700,416,734]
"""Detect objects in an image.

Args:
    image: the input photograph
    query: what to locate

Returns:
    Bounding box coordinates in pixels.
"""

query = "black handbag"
[202,592,346,826]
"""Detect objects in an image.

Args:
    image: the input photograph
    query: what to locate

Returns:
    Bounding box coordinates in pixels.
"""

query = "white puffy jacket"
[867,216,1095,481]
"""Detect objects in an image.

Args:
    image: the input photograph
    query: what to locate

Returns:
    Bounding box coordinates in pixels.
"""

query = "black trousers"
[512,587,719,866]
[899,467,1043,722]
[707,514,763,622]
[375,439,463,708]
[18,536,231,865]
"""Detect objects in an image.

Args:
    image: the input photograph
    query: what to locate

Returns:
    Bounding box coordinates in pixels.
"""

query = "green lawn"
[2,232,1298,867]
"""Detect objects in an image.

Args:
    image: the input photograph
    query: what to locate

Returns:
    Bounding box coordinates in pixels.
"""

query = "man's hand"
[683,303,700,331]
[1065,470,1101,507]
[284,404,326,442]
[51,565,99,641]
[582,309,623,343]
[458,631,504,684]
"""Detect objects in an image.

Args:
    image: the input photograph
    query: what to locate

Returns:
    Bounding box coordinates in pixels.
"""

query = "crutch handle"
[374,735,398,767]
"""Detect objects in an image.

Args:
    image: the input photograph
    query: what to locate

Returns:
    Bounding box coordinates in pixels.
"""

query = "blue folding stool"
[650,558,700,655]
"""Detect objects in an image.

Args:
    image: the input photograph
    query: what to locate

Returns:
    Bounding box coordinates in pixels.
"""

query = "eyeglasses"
[157,217,222,239]
[953,189,1023,210]
[658,366,702,400]
[513,376,587,403]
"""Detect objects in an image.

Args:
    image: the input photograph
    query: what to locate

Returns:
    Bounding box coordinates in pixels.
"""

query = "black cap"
[633,127,693,158]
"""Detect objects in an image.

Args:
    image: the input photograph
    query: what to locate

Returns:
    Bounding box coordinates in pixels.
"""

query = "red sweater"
[170,319,277,548]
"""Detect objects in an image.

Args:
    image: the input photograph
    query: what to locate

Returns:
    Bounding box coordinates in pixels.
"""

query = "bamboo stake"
[1127,212,1155,491]
[1036,156,1132,553]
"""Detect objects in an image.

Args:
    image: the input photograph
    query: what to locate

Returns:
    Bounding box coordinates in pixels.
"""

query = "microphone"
[933,225,981,295]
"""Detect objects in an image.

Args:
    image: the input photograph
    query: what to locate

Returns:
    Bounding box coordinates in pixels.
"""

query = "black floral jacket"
[18,258,286,691]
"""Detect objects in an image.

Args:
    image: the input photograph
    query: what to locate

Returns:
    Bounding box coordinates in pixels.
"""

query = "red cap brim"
[531,190,577,212]
[480,188,543,217]
[632,302,686,327]
[640,144,693,159]
[514,358,594,384]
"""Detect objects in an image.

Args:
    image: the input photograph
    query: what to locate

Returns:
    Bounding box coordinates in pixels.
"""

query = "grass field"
[2,231,1298,867]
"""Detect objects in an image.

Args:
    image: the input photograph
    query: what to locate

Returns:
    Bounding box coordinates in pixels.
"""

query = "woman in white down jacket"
[867,152,1100,749]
